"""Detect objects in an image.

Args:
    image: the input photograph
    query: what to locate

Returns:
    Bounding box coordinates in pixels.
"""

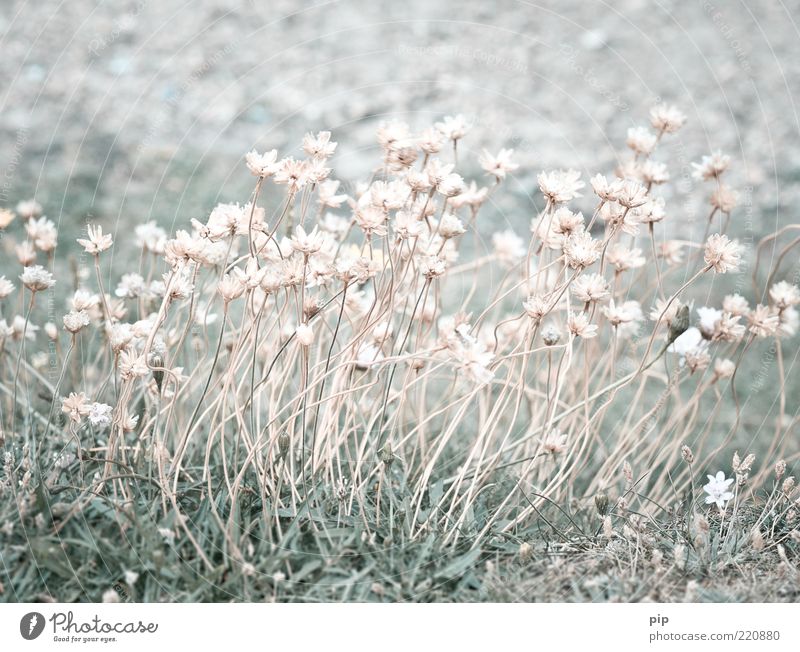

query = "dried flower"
[245,149,279,177]
[302,131,337,160]
[590,174,623,202]
[479,148,519,180]
[0,208,16,229]
[563,231,601,269]
[20,265,55,292]
[538,169,584,204]
[63,310,90,334]
[769,281,800,311]
[713,358,736,379]
[775,460,787,479]
[295,323,314,346]
[539,428,568,455]
[649,105,686,133]
[571,273,610,304]
[77,224,113,255]
[747,304,779,338]
[435,114,471,141]
[710,184,738,213]
[626,126,657,155]
[703,233,742,273]
[0,276,15,299]
[61,392,91,423]
[567,312,598,338]
[692,152,730,181]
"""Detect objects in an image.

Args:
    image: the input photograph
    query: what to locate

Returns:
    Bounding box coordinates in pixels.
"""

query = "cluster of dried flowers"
[0,106,798,550]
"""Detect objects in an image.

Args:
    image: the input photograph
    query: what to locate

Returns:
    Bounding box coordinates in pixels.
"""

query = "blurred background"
[1,0,798,242]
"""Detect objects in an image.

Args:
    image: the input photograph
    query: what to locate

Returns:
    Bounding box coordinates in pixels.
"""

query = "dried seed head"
[681,445,694,464]
[738,453,755,475]
[622,460,633,485]
[149,353,164,392]
[278,432,290,459]
[380,441,394,467]
[602,515,613,540]
[750,528,765,551]
[541,324,561,346]
[775,460,787,479]
[518,542,533,561]
[667,304,690,345]
[694,512,710,534]
[594,493,609,516]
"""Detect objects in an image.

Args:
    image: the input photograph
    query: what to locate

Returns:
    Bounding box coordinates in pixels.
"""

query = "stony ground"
[1,0,799,240]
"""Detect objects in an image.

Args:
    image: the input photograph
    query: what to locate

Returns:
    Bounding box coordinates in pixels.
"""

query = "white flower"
[135,221,167,253]
[77,224,113,254]
[317,180,348,209]
[245,149,279,177]
[590,173,624,202]
[538,169,584,203]
[0,276,15,299]
[479,148,519,180]
[290,225,323,255]
[16,198,42,219]
[295,323,314,346]
[668,326,702,358]
[20,265,55,292]
[703,471,735,509]
[567,313,598,339]
[492,229,526,264]
[649,105,686,133]
[355,343,384,370]
[115,273,147,299]
[696,306,722,338]
[770,281,800,310]
[704,233,743,273]
[626,126,657,155]
[302,131,337,159]
[692,152,730,181]
[87,402,113,428]
[63,310,90,334]
[435,114,471,141]
[539,428,568,455]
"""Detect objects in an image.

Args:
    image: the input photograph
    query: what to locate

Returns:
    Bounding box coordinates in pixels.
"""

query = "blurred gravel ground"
[1,0,798,240]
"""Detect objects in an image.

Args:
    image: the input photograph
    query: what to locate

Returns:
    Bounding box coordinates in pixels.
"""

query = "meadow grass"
[1,109,799,602]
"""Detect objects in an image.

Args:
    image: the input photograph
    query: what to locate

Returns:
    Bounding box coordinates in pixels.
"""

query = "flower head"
[87,402,113,428]
[703,471,734,510]
[692,152,730,181]
[435,114,471,141]
[563,231,601,269]
[704,233,743,273]
[77,224,113,255]
[61,392,91,423]
[649,105,686,134]
[245,149,279,177]
[538,169,584,204]
[302,131,337,160]
[20,265,55,292]
[479,148,519,180]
